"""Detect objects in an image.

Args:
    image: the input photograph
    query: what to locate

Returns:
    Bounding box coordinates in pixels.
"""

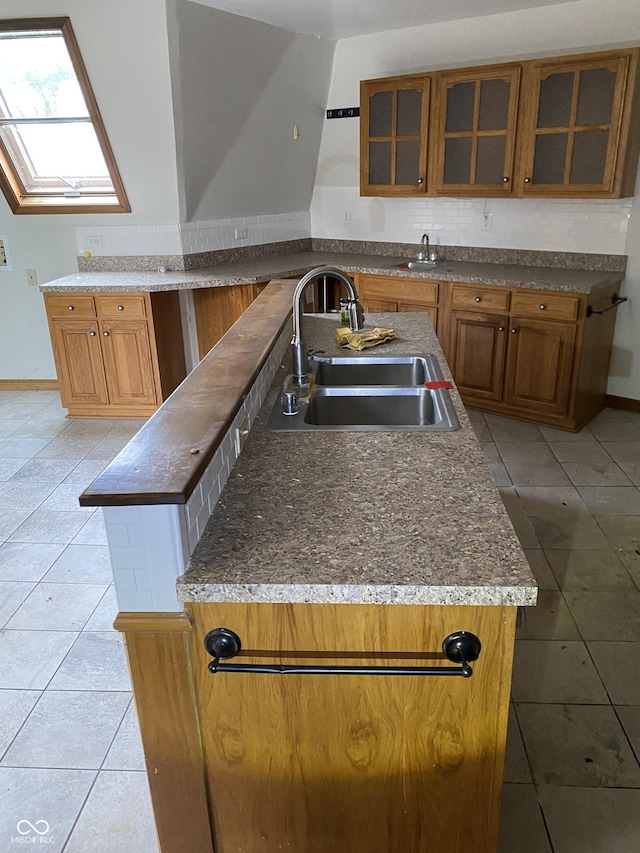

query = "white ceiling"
[192,0,583,40]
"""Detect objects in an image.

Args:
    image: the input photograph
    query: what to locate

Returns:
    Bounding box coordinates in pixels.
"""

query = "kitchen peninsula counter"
[179,312,536,607]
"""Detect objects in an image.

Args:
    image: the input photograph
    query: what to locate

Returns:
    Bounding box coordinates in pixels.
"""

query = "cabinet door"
[520,53,630,196]
[450,311,508,403]
[50,320,109,408]
[100,320,159,407]
[398,301,438,330]
[360,77,430,196]
[434,66,520,196]
[504,319,577,416]
[361,297,398,313]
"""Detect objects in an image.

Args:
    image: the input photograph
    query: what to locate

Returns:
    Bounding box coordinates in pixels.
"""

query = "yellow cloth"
[335,326,396,351]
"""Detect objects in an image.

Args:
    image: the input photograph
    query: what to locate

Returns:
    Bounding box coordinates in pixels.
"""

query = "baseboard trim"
[604,394,640,413]
[0,379,59,391]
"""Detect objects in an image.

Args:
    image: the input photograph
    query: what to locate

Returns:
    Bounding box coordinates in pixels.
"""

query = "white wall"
[168,1,334,222]
[311,0,640,399]
[0,0,179,379]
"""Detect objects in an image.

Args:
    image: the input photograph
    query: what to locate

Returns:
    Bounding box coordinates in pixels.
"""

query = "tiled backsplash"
[102,320,292,612]
[310,187,633,256]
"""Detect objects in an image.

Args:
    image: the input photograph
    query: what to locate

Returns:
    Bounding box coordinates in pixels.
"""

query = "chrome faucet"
[417,233,430,261]
[290,266,364,390]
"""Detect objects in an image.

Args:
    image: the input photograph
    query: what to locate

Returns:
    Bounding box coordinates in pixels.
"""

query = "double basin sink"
[268,353,460,432]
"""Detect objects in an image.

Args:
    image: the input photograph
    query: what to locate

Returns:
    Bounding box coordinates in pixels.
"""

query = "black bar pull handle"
[586,293,627,318]
[204,628,481,679]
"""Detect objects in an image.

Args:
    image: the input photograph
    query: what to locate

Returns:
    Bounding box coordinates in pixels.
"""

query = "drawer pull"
[503,176,509,182]
[498,326,504,332]
[103,331,110,337]
[89,331,96,337]
[474,296,481,303]
[417,178,423,184]
[511,328,517,333]
[204,628,482,679]
[117,305,124,311]
[539,304,546,310]
[524,177,531,183]
[67,305,74,311]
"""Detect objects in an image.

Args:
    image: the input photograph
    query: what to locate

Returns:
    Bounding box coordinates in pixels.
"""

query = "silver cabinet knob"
[474,296,481,303]
[103,331,110,337]
[539,304,546,310]
[67,305,74,311]
[417,178,423,184]
[117,305,124,311]
[498,326,504,332]
[503,177,509,182]
[511,328,517,333]
[89,331,96,337]
[524,177,531,183]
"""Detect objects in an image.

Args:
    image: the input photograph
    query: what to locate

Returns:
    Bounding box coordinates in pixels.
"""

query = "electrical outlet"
[344,209,351,223]
[235,416,249,454]
[83,235,103,250]
[483,211,493,231]
[26,269,38,286]
[234,227,248,240]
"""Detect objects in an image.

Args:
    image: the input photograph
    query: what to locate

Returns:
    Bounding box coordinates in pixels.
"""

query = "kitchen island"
[82,280,535,852]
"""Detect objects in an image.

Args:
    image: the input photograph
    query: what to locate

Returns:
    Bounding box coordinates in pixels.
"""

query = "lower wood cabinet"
[45,291,186,417]
[356,274,440,331]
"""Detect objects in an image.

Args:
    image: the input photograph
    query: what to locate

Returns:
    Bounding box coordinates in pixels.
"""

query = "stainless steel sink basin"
[310,354,432,386]
[268,353,460,432]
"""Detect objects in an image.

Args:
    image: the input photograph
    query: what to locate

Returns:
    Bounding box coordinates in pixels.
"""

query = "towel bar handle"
[587,293,627,318]
[204,628,481,678]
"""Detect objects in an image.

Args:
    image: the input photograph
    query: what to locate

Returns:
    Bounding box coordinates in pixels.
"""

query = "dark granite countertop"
[40,251,622,294]
[178,312,537,608]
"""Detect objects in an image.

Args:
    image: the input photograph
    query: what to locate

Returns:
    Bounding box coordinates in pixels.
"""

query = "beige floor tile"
[497,442,558,464]
[61,420,116,439]
[488,461,512,487]
[602,442,640,462]
[588,642,640,704]
[516,703,640,787]
[577,486,640,516]
[0,419,27,438]
[103,702,145,771]
[618,550,640,589]
[8,458,77,484]
[481,441,500,462]
[561,461,632,487]
[83,587,117,631]
[516,591,580,640]
[498,784,552,853]
[0,630,77,689]
[0,766,96,852]
[588,422,640,442]
[540,424,596,442]
[43,545,113,585]
[512,641,608,704]
[473,423,493,442]
[83,437,132,461]
[0,458,29,481]
[0,543,66,582]
[616,706,640,762]
[48,632,130,691]
[1,691,130,769]
[516,486,589,516]
[0,689,40,756]
[539,786,640,853]
[618,461,640,485]
[64,770,159,853]
[63,459,109,487]
[6,583,107,632]
[0,436,52,458]
[38,484,94,513]
[545,549,635,591]
[8,510,90,545]
[530,514,610,550]
[486,418,545,443]
[596,516,640,550]
[0,509,33,543]
[35,438,99,461]
[550,442,614,464]
[0,481,56,511]
[524,549,558,590]
[107,419,148,439]
[502,461,572,488]
[499,490,539,548]
[12,419,69,439]
[504,705,531,783]
[72,513,107,546]
[0,582,36,628]
[565,589,640,641]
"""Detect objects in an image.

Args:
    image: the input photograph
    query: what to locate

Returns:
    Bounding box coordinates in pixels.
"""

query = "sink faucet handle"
[346,299,365,331]
[281,390,299,416]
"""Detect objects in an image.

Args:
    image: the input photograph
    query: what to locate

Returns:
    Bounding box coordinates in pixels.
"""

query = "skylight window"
[0,18,130,213]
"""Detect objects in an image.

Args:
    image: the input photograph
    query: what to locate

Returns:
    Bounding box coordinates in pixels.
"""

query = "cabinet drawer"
[450,285,510,311]
[510,291,580,321]
[96,295,147,318]
[46,294,96,319]
[361,277,439,305]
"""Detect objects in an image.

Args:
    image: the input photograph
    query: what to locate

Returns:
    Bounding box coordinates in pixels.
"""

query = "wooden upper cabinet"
[360,77,430,196]
[518,51,640,197]
[433,66,521,196]
[360,48,640,199]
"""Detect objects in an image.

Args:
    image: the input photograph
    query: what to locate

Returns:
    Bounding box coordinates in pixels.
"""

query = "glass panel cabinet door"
[435,67,520,196]
[521,54,630,196]
[360,77,430,196]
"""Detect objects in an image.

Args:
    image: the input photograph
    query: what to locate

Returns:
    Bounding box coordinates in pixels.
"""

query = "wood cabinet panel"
[450,311,508,402]
[362,277,439,304]
[450,285,510,311]
[49,320,109,407]
[96,295,147,318]
[504,319,577,416]
[46,295,96,319]
[100,319,159,407]
[193,283,268,359]
[188,601,515,853]
[510,291,580,321]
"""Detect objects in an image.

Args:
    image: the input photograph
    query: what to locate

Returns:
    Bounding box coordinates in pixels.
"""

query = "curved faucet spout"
[290,266,364,387]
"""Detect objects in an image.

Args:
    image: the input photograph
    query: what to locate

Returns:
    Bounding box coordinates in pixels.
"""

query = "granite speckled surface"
[178,313,537,608]
[42,250,623,294]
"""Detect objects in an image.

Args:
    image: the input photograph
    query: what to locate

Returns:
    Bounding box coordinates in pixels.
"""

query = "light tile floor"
[1,390,639,851]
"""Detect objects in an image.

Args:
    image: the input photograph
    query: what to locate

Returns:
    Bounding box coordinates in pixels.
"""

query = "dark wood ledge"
[80,279,295,507]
